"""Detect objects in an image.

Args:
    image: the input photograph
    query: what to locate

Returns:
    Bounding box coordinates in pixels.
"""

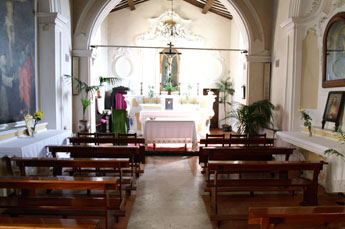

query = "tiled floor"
[123,156,344,229]
[127,156,212,229]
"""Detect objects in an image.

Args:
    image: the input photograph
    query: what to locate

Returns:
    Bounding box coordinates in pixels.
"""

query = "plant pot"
[222,124,232,132]
[78,120,90,133]
[168,91,171,95]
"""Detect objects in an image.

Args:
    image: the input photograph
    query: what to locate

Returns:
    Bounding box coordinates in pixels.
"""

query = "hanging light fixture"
[159,0,184,40]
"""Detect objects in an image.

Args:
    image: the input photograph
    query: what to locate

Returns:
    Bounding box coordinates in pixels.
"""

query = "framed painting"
[322,91,345,130]
[322,13,345,88]
[165,98,173,110]
[160,45,180,92]
[0,0,36,125]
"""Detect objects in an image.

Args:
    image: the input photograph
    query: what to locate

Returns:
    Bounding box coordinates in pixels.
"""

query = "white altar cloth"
[277,131,345,193]
[0,129,72,158]
[144,118,198,151]
[139,110,201,124]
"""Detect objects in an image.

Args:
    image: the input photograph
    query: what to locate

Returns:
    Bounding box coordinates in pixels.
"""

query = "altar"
[144,118,198,151]
[124,94,216,138]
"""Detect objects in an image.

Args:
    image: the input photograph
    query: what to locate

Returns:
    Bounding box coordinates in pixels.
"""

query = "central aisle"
[127,156,213,228]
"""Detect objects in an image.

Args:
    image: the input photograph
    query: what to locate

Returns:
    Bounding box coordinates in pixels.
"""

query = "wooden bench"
[68,136,145,146]
[0,176,121,229]
[248,205,345,229]
[12,157,129,176]
[11,157,130,197]
[208,160,326,215]
[199,137,275,147]
[47,144,144,175]
[0,217,102,229]
[199,146,294,173]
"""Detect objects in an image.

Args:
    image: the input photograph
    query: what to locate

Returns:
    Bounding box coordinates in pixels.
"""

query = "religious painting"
[160,46,180,91]
[165,98,173,110]
[0,0,36,125]
[323,13,345,88]
[322,91,345,130]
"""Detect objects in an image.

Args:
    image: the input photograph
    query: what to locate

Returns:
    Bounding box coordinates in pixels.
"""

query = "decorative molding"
[37,12,68,25]
[136,10,202,45]
[111,49,134,78]
[280,18,296,33]
[72,49,92,57]
[245,55,271,63]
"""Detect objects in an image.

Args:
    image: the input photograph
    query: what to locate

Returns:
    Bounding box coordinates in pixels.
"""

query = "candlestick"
[197,83,199,96]
[140,82,143,95]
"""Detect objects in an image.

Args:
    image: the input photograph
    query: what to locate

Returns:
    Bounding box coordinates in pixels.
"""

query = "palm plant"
[229,99,275,134]
[65,75,120,120]
[216,77,235,129]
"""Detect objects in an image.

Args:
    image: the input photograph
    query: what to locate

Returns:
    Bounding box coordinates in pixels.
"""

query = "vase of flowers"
[298,106,312,136]
[24,110,43,136]
[32,111,43,136]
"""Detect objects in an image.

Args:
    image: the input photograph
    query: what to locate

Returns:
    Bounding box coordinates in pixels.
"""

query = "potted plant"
[216,77,235,132]
[163,81,178,95]
[65,75,120,132]
[229,99,274,134]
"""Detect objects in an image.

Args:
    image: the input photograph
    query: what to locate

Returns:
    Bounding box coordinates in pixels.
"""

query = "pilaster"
[280,18,304,131]
[38,12,71,130]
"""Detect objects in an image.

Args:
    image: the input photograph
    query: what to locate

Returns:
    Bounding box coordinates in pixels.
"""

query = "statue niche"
[160,46,180,91]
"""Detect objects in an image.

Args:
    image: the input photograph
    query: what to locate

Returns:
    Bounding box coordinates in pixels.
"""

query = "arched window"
[323,12,345,88]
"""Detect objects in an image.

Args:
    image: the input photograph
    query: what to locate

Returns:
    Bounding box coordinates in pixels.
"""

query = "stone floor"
[127,156,212,229]
[120,156,344,229]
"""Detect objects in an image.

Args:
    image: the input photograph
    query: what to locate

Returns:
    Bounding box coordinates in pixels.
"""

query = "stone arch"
[72,0,269,130]
[73,0,267,54]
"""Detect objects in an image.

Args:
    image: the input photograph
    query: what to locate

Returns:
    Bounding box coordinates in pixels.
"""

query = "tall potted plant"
[65,75,120,132]
[216,76,235,132]
[229,99,274,134]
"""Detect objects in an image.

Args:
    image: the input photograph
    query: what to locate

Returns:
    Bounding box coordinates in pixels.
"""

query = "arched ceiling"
[111,0,233,20]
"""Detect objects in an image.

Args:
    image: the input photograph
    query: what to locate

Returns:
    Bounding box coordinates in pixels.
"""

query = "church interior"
[0,0,345,228]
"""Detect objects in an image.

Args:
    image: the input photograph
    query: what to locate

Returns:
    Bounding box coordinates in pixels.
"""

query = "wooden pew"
[208,160,326,215]
[12,157,130,198]
[248,206,345,229]
[0,176,121,229]
[199,137,275,147]
[0,217,101,229]
[68,136,145,146]
[47,144,145,175]
[199,146,294,173]
[12,157,130,176]
[47,145,143,193]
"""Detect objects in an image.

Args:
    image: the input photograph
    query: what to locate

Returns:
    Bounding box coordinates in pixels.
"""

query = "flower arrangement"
[324,128,345,158]
[148,85,154,99]
[163,81,178,94]
[23,110,43,136]
[298,106,312,136]
[32,110,43,133]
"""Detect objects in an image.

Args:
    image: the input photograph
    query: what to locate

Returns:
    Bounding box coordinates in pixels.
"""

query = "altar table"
[0,129,72,158]
[139,110,201,124]
[144,118,198,151]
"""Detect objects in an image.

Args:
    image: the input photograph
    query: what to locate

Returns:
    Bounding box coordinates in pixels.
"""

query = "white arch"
[73,0,267,55]
[72,0,268,130]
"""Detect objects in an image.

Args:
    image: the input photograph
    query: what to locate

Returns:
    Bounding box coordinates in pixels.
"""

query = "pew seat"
[0,217,101,229]
[248,205,345,229]
[0,176,122,229]
[208,160,326,215]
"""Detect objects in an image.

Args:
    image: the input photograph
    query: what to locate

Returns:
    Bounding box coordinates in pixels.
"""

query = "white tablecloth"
[144,118,198,151]
[139,110,201,124]
[0,129,72,158]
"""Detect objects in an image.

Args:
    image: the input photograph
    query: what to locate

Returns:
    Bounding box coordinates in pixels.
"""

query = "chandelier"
[158,0,184,40]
